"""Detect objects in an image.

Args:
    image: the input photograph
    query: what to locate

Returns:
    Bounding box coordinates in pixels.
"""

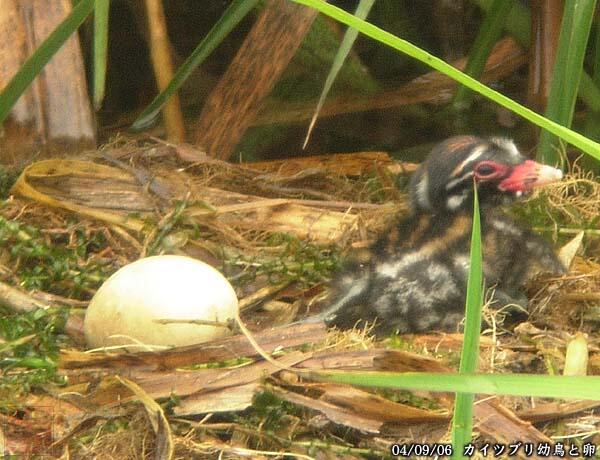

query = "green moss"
[242,390,305,433]
[510,190,589,248]
[0,215,115,298]
[0,306,69,400]
[224,233,342,288]
[372,387,444,412]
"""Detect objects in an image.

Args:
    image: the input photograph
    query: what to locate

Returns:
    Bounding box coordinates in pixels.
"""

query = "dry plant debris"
[0,137,598,458]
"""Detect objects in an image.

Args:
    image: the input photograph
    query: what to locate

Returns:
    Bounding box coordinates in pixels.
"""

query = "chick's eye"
[475,163,497,177]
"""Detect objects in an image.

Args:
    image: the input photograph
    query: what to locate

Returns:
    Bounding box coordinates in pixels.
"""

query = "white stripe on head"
[445,170,474,191]
[451,144,487,178]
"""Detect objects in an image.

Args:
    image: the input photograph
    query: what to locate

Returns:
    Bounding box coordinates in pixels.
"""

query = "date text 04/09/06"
[390,443,453,457]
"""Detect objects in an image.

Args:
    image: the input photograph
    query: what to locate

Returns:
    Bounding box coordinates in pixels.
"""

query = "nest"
[0,136,599,459]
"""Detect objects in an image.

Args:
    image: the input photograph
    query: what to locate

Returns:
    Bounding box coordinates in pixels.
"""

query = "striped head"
[409,136,563,213]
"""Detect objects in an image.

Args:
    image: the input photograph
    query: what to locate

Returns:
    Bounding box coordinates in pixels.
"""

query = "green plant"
[224,233,341,288]
[0,306,68,399]
[0,216,114,297]
[538,0,597,164]
[451,184,482,456]
[0,0,95,124]
[250,391,303,430]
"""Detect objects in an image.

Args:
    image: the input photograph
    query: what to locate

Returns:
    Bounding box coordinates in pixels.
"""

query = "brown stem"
[528,0,563,112]
[144,0,185,142]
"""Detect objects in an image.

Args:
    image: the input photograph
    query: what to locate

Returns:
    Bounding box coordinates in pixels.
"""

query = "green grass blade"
[0,0,95,125]
[459,182,483,375]
[131,0,259,131]
[93,0,110,110]
[313,371,600,400]
[303,0,375,148]
[291,0,600,161]
[538,0,597,164]
[451,184,482,458]
[452,393,473,459]
[452,0,511,109]
[584,23,600,141]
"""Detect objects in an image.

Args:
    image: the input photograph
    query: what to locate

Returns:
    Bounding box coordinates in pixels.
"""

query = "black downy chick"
[317,136,566,334]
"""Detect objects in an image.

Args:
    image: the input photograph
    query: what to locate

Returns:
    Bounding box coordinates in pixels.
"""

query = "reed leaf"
[451,184,482,458]
[0,0,95,125]
[312,371,600,400]
[538,0,597,164]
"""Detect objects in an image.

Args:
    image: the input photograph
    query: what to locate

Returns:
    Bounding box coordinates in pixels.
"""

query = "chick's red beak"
[498,160,563,192]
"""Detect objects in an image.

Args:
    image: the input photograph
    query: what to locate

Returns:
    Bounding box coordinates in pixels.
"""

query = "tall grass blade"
[451,184,482,459]
[302,0,375,148]
[0,0,95,125]
[131,0,259,131]
[291,0,600,161]
[93,0,110,110]
[313,371,600,400]
[538,0,597,165]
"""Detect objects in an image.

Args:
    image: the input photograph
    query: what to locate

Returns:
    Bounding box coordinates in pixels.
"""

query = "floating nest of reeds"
[0,136,598,458]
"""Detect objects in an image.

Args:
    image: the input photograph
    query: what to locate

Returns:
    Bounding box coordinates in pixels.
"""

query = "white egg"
[84,255,238,351]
